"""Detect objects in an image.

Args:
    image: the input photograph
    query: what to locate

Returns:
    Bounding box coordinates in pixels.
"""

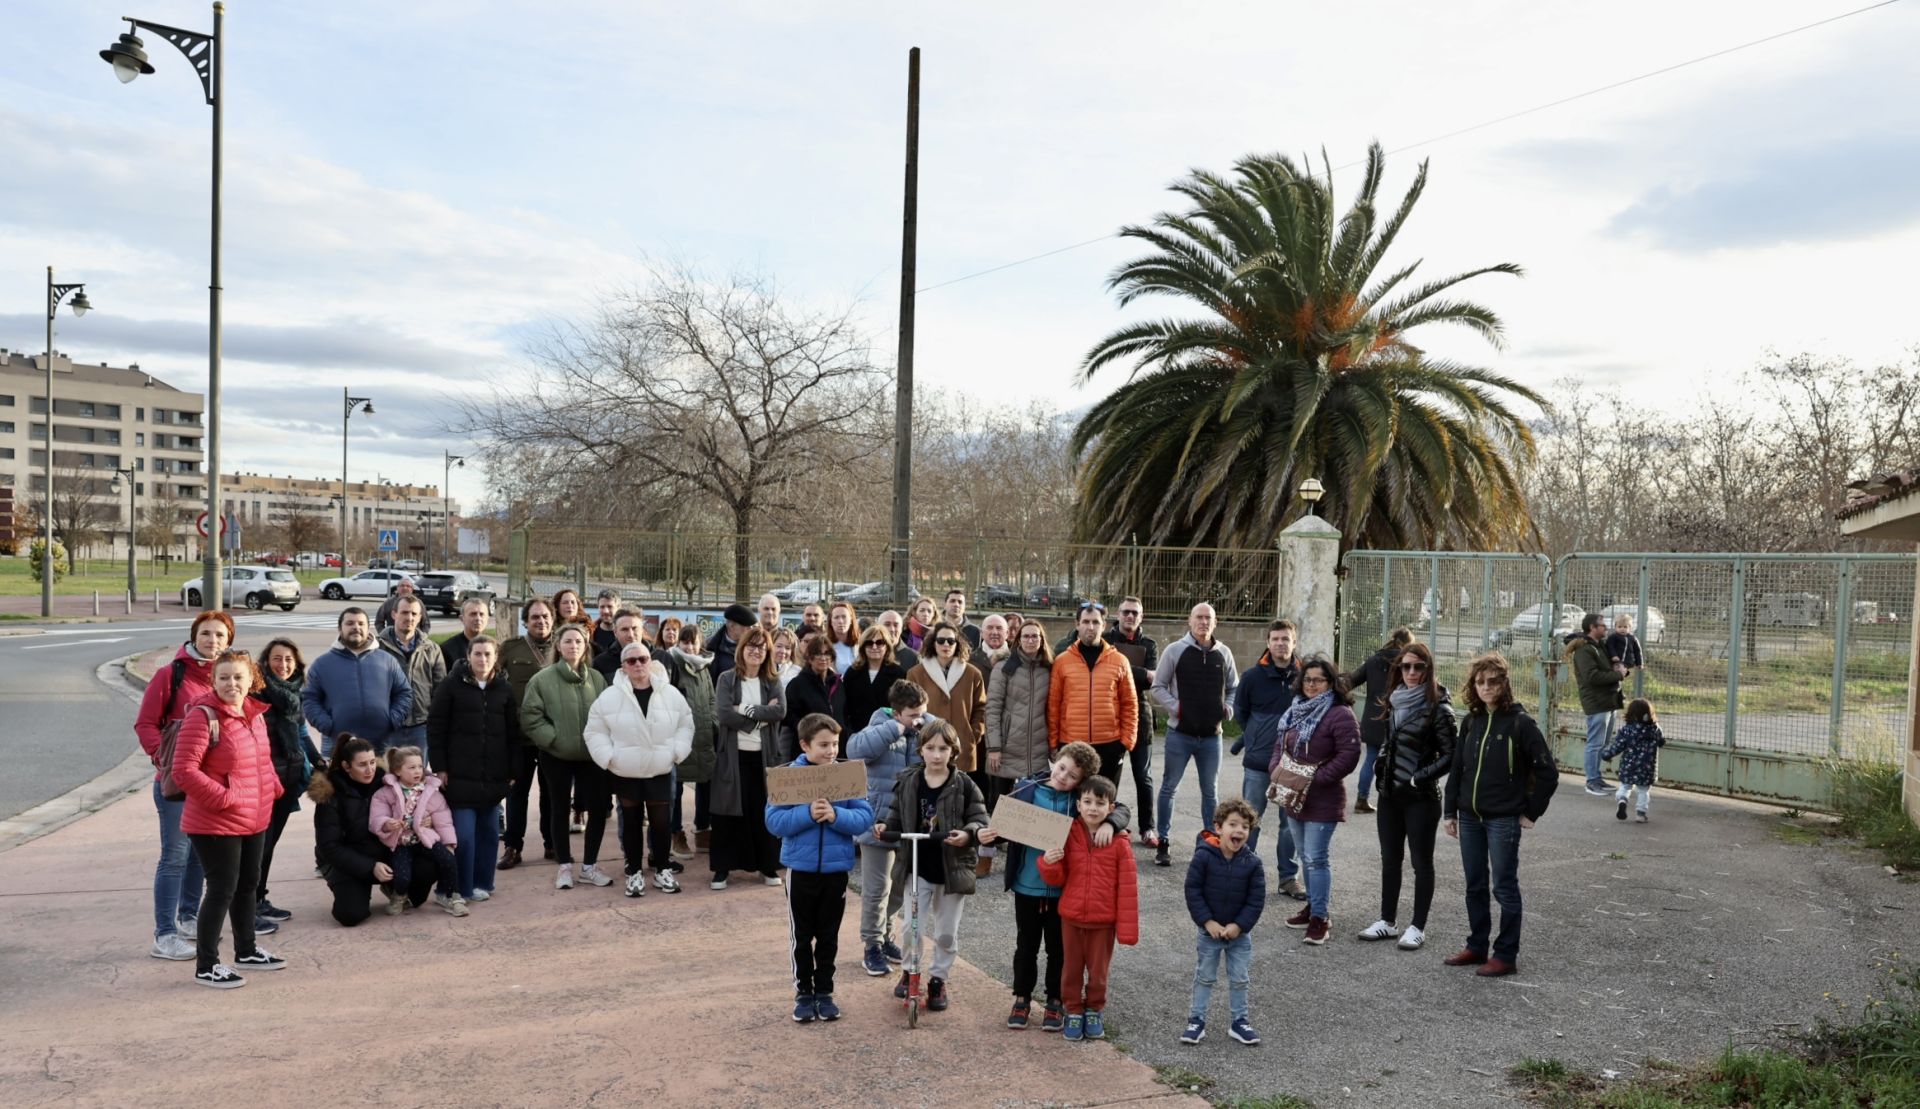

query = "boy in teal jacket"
[765,712,873,1024]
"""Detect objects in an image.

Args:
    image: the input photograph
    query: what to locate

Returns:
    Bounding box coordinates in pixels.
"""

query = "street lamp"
[1298,477,1326,517]
[41,268,93,618]
[341,390,373,568]
[101,4,225,609]
[110,467,137,598]
[418,511,432,572]
[443,450,465,568]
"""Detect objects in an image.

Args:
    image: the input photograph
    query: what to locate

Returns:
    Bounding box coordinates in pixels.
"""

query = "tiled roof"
[1838,468,1920,520]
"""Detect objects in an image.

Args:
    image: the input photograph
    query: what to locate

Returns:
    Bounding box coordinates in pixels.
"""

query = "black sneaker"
[233,950,286,972]
[252,917,279,936]
[881,939,904,963]
[862,945,889,976]
[194,964,246,989]
[1008,996,1032,1029]
[893,971,913,1000]
[1154,845,1171,867]
[793,993,816,1023]
[255,900,292,922]
[814,995,841,1021]
[1040,1001,1065,1032]
[1616,800,1628,821]
[927,976,949,1011]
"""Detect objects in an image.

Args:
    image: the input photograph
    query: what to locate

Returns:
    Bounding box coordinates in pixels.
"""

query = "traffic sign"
[378,528,400,551]
[194,511,228,537]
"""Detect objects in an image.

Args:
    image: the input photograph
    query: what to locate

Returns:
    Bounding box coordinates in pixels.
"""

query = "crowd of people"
[138,584,1668,1040]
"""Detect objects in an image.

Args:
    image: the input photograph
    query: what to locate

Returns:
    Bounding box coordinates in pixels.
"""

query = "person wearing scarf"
[1356,644,1456,951]
[1265,658,1360,946]
[907,621,992,874]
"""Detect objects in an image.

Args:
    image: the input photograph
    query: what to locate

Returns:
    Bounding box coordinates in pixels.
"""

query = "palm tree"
[1071,143,1546,553]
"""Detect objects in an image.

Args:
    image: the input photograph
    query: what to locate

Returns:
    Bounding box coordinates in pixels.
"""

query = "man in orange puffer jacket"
[1036,775,1139,1042]
[1048,604,1138,787]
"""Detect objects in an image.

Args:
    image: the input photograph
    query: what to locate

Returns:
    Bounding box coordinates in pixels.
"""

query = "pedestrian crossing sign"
[378,529,399,551]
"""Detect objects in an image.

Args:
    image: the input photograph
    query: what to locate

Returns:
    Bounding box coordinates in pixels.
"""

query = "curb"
[0,652,157,854]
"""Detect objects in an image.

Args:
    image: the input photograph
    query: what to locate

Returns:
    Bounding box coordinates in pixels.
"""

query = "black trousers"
[787,869,849,997]
[618,798,674,873]
[327,864,435,927]
[1377,787,1442,929]
[1125,734,1155,824]
[541,758,607,866]
[505,744,549,854]
[1092,741,1127,789]
[1012,892,1064,1002]
[390,841,458,897]
[190,832,264,974]
[256,796,296,904]
[968,767,1000,817]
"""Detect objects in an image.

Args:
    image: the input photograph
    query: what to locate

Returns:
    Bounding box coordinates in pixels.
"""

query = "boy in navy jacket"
[765,713,873,1024]
[1181,797,1266,1047]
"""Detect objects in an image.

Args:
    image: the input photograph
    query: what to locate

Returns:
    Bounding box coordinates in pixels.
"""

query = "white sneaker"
[1357,919,1400,941]
[763,874,784,888]
[384,888,408,915]
[467,888,491,902]
[709,876,729,891]
[577,863,614,887]
[624,871,647,898]
[435,893,470,917]
[555,863,575,890]
[1397,925,1426,950]
[654,868,681,894]
[150,933,196,961]
[569,817,586,833]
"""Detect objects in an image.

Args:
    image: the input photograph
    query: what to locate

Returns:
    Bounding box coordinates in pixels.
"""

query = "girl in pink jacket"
[370,747,465,917]
[171,648,286,989]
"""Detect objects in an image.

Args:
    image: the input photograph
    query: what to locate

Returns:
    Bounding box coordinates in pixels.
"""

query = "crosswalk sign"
[378,528,400,551]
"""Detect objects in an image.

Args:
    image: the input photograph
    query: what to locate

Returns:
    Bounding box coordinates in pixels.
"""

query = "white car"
[773,578,858,605]
[1488,602,1586,648]
[181,565,303,611]
[317,569,416,600]
[1598,604,1666,644]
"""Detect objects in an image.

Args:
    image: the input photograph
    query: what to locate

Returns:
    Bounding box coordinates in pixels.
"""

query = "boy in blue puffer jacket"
[766,713,873,1025]
[1181,797,1266,1048]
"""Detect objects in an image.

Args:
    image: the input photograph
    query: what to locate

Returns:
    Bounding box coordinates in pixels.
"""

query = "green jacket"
[520,660,606,763]
[672,654,718,785]
[1568,635,1624,715]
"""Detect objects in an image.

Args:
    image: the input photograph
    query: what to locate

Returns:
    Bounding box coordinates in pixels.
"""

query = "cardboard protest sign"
[988,794,1073,852]
[765,759,870,807]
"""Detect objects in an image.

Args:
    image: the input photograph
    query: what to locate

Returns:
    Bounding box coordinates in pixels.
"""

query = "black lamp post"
[101,3,224,609]
[341,390,373,566]
[111,467,137,598]
[443,451,465,568]
[41,268,92,618]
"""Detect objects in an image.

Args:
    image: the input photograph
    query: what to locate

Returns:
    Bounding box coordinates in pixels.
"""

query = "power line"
[913,0,1906,295]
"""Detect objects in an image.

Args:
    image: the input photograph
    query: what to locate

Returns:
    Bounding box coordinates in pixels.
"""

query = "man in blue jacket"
[304,608,412,756]
[1230,620,1305,900]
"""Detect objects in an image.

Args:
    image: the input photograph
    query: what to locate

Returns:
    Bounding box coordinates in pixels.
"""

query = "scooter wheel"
[907,996,918,1028]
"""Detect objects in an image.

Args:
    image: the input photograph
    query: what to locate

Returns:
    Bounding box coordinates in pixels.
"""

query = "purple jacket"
[1269,703,1362,822]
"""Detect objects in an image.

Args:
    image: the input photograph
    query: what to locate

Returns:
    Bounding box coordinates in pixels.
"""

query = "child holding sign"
[1036,775,1139,1042]
[873,719,989,1013]
[765,713,873,1024]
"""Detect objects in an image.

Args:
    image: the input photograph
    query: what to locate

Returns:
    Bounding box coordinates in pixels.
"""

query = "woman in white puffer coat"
[585,642,694,898]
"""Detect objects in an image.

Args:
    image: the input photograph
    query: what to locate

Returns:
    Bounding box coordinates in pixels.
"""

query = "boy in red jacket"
[1036,775,1139,1042]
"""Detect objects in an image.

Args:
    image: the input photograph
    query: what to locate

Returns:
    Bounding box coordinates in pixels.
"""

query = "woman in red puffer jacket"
[172,648,285,989]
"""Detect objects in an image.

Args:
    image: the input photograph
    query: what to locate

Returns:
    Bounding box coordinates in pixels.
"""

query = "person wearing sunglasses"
[1149,603,1240,868]
[906,622,991,873]
[584,643,695,897]
[1102,598,1160,851]
[1355,642,1455,951]
[1346,627,1417,815]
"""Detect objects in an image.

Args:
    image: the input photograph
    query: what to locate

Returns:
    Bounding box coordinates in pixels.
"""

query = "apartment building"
[222,472,452,559]
[0,348,206,554]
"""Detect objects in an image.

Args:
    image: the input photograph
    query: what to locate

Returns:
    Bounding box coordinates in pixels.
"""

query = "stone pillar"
[1277,514,1341,660]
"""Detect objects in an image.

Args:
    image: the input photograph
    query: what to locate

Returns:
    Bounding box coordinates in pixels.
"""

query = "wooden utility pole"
[889,47,920,607]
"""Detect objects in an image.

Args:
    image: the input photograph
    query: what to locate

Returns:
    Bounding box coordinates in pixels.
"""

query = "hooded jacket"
[1599,720,1664,787]
[1184,831,1266,933]
[1048,638,1139,750]
[378,627,448,728]
[1568,634,1625,715]
[1037,819,1140,943]
[303,640,413,750]
[764,755,872,875]
[667,648,718,785]
[999,771,1133,894]
[906,657,988,773]
[1443,701,1559,822]
[844,707,926,848]
[584,671,694,780]
[426,660,519,809]
[173,692,281,837]
[497,635,556,708]
[135,644,218,781]
[370,772,456,850]
[876,763,990,894]
[986,651,1052,780]
[1268,702,1362,823]
[1230,651,1299,771]
[309,765,389,881]
[520,659,607,763]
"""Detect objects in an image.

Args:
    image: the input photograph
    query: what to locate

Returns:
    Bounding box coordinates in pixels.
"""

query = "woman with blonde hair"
[843,623,908,730]
[710,626,786,889]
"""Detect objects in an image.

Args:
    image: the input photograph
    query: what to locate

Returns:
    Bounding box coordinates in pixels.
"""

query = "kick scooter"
[894,831,931,1028]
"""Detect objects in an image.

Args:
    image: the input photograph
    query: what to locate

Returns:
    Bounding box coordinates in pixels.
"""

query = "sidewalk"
[0,782,1203,1109]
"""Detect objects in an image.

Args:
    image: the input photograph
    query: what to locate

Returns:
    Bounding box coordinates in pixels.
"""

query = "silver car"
[180,565,303,611]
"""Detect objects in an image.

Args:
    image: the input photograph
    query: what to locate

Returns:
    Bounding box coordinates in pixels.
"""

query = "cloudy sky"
[4,1,1916,513]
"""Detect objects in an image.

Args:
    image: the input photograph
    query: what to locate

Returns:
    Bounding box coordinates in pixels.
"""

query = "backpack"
[154,658,221,802]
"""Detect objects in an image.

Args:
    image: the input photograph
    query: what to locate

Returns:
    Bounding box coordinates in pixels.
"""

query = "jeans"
[188,832,263,974]
[151,780,205,939]
[1356,743,1381,802]
[390,841,458,898]
[1615,782,1651,813]
[1585,712,1613,787]
[1239,768,1297,882]
[1157,729,1222,843]
[1458,812,1523,962]
[857,842,909,946]
[449,804,501,898]
[1376,788,1440,929]
[1189,930,1252,1022]
[1285,816,1337,919]
[394,723,427,753]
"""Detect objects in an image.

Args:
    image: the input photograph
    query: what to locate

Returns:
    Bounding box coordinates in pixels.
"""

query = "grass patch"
[0,556,334,597]
[1825,756,1920,872]
[1772,822,1824,846]
[1605,850,1629,861]
[1153,1063,1215,1094]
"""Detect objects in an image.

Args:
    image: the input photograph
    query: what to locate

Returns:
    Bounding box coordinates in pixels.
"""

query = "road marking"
[25,624,187,636]
[0,692,118,702]
[18,636,136,650]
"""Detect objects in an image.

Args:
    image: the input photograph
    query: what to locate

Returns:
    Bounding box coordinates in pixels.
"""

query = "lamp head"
[361,401,375,415]
[1298,477,1325,505]
[100,32,155,83]
[110,476,122,495]
[68,290,91,317]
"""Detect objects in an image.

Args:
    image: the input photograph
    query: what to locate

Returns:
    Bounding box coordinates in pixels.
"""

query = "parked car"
[395,559,425,572]
[834,581,921,605]
[317,569,416,600]
[772,578,857,605]
[976,583,1023,608]
[1597,603,1667,644]
[414,571,494,616]
[1025,583,1095,611]
[180,565,303,611]
[367,557,393,570]
[1488,602,1586,648]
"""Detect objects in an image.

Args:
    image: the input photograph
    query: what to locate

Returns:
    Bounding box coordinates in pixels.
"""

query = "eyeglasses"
[1300,674,1330,685]
[934,637,958,646]
[864,641,885,649]
[1079,601,1106,613]
[1400,662,1429,672]
[623,657,650,666]
[1118,609,1141,617]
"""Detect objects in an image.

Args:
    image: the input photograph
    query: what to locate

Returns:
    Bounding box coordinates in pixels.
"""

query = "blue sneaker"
[881,939,904,963]
[1181,1017,1206,1044]
[792,993,816,1023]
[814,995,840,1021]
[1085,1010,1105,1039]
[861,945,889,976]
[1063,1013,1084,1041]
[1229,1017,1260,1045]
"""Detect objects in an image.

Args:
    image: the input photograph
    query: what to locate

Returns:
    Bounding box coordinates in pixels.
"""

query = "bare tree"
[464,265,887,599]
[277,506,336,556]
[139,495,192,564]
[19,466,116,569]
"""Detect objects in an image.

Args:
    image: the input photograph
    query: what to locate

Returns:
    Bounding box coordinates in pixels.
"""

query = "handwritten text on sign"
[765,760,870,807]
[989,795,1074,852]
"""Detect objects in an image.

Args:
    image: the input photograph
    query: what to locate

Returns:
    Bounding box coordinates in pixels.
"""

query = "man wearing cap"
[707,603,756,675]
